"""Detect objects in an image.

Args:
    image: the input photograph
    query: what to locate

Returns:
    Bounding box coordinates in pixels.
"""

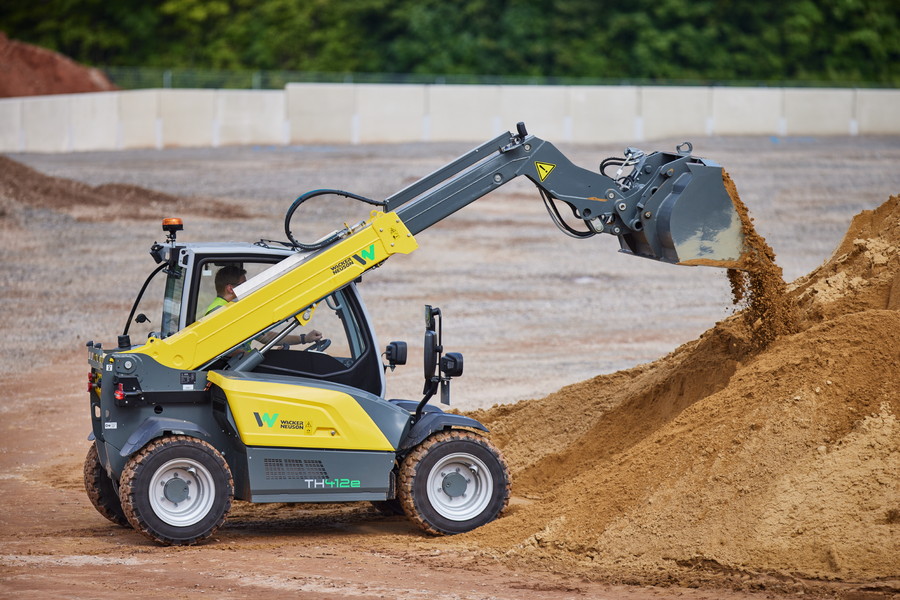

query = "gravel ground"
[6,134,900,410]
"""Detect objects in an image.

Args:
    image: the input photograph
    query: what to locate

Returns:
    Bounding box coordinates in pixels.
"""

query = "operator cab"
[126,236,386,398]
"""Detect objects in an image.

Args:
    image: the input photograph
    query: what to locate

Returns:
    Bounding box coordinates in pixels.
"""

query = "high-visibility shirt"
[205,296,229,316]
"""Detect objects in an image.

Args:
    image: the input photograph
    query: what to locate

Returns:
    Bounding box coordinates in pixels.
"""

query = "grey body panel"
[89,353,235,484]
[119,417,211,456]
[397,412,488,452]
[245,446,395,499]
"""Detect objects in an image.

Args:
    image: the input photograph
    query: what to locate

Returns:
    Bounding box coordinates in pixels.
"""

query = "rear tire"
[83,443,130,528]
[399,430,510,535]
[119,435,233,546]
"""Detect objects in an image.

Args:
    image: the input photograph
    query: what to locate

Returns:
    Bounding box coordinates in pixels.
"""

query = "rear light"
[87,373,98,392]
[114,383,125,401]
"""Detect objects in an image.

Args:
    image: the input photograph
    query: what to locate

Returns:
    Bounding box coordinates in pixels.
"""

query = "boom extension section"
[385,123,746,267]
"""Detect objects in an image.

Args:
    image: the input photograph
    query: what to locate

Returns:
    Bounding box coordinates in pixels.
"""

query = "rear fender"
[397,412,487,453]
[119,417,211,457]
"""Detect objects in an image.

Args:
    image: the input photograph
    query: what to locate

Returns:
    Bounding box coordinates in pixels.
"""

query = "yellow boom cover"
[131,211,417,370]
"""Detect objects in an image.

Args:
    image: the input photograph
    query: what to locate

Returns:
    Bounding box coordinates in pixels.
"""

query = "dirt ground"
[2,135,900,599]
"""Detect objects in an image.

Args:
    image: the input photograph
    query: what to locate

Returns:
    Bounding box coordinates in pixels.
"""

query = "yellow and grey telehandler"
[84,123,745,545]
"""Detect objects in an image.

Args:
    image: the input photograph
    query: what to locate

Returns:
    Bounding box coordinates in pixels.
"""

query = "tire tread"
[119,435,233,546]
[399,430,510,535]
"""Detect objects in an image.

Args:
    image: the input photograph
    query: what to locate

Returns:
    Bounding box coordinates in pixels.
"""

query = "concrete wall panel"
[119,90,159,149]
[0,99,22,152]
[216,90,285,146]
[857,89,900,135]
[21,95,70,153]
[159,89,215,147]
[356,84,426,143]
[712,87,782,136]
[641,87,710,141]
[784,89,854,136]
[286,83,355,144]
[570,86,639,144]
[498,86,568,140]
[428,85,500,142]
[70,92,118,151]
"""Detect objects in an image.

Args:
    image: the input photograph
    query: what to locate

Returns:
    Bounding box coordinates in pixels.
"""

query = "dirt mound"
[0,32,116,98]
[0,156,251,221]
[463,191,900,585]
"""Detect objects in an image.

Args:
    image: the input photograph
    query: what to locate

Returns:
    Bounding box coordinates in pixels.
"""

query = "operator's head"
[215,265,247,296]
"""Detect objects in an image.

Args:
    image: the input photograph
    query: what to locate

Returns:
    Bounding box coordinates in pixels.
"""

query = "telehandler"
[84,123,745,545]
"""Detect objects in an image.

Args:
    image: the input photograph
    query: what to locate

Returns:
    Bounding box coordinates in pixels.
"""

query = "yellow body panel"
[131,211,417,370]
[208,371,394,451]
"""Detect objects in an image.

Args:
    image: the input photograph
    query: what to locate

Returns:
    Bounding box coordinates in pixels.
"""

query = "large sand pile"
[462,187,900,585]
[0,32,116,98]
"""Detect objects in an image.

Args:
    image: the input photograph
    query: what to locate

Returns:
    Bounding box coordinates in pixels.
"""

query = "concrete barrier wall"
[712,88,782,136]
[119,90,159,149]
[857,89,900,135]
[287,83,355,144]
[642,86,711,140]
[2,85,899,154]
[70,93,119,152]
[428,85,501,142]
[0,99,22,151]
[215,90,285,146]
[570,86,639,144]
[784,89,856,136]
[21,95,71,153]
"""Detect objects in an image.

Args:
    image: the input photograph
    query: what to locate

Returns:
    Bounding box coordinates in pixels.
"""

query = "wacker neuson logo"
[254,412,313,434]
[254,412,279,427]
[331,243,376,275]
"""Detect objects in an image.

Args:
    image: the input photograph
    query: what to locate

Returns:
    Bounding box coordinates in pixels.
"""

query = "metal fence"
[100,66,897,91]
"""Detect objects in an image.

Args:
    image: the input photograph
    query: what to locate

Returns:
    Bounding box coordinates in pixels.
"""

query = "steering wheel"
[303,338,331,352]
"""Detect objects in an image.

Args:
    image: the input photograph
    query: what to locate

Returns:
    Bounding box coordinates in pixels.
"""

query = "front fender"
[397,412,487,453]
[119,417,211,457]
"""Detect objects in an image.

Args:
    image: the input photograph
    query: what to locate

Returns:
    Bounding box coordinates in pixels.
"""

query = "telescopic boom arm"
[386,123,745,267]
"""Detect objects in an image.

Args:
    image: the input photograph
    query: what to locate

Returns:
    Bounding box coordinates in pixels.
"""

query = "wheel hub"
[441,472,468,498]
[148,459,215,527]
[163,476,190,503]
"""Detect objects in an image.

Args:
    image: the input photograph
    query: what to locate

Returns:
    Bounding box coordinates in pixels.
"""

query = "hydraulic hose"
[284,189,386,251]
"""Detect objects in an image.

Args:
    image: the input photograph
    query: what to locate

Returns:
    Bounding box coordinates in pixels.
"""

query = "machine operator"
[206,265,323,349]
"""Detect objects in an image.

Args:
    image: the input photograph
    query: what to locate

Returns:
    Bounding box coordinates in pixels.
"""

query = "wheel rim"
[425,452,493,521]
[147,458,216,527]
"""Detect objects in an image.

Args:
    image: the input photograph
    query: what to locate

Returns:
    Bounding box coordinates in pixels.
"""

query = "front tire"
[119,435,233,546]
[83,442,130,527]
[399,430,510,535]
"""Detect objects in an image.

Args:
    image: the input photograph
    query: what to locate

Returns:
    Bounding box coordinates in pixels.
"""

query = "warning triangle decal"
[535,161,556,182]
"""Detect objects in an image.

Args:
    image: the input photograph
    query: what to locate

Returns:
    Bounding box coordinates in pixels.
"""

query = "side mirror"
[385,341,407,367]
[423,331,438,381]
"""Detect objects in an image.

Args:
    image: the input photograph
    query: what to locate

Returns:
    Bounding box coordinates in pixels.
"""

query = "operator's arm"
[257,328,322,347]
